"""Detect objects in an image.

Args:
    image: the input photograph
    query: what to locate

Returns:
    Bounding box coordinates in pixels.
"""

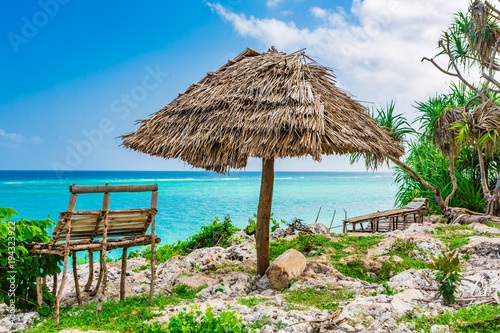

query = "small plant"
[244,213,283,235]
[164,306,249,332]
[429,250,462,304]
[380,283,397,296]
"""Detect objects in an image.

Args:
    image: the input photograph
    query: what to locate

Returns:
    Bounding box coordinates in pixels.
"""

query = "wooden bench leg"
[90,251,103,297]
[54,253,70,326]
[84,251,94,292]
[72,252,82,305]
[52,272,57,296]
[36,275,43,307]
[120,248,127,301]
[96,250,108,317]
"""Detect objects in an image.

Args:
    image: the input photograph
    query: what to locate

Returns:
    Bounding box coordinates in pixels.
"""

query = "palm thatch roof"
[121,48,404,173]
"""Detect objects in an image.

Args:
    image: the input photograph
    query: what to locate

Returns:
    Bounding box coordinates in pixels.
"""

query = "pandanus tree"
[120,47,403,275]
[422,0,500,215]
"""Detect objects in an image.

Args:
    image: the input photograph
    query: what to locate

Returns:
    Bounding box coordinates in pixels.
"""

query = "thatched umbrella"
[120,47,404,275]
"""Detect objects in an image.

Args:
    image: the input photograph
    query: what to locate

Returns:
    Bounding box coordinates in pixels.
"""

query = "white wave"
[276,177,292,180]
[221,178,240,180]
[2,181,22,184]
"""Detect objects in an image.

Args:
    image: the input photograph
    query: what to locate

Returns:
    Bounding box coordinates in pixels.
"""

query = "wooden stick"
[96,192,110,317]
[36,275,43,307]
[120,247,127,301]
[70,184,158,194]
[89,251,102,297]
[84,251,94,292]
[54,193,76,326]
[52,272,57,296]
[72,252,82,305]
[149,190,158,305]
[256,158,274,276]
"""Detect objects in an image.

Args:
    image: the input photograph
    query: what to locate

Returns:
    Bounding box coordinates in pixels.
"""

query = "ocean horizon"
[0,170,397,257]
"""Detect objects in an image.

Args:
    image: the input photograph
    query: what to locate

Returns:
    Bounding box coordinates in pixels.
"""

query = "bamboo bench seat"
[29,184,161,325]
[343,198,429,233]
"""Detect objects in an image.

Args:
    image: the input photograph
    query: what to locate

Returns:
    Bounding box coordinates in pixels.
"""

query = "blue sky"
[0,0,468,172]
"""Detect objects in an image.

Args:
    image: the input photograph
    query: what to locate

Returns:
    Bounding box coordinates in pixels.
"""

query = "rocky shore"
[2,218,500,332]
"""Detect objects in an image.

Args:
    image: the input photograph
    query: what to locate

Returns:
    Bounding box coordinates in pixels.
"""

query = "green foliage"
[434,225,473,250]
[244,213,283,235]
[269,234,340,260]
[237,296,268,307]
[380,283,398,296]
[401,303,500,333]
[28,285,208,333]
[163,306,249,333]
[0,208,62,311]
[284,287,354,310]
[430,250,462,304]
[144,215,239,264]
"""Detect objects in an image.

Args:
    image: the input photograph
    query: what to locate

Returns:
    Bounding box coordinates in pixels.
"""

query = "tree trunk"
[477,146,493,201]
[444,144,458,206]
[256,158,275,276]
[486,175,500,215]
[389,156,448,213]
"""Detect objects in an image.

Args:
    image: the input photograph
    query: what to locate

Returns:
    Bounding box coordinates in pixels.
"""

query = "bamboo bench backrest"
[53,184,158,242]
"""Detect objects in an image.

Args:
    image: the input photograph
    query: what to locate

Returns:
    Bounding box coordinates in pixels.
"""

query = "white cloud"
[31,136,42,144]
[0,128,25,143]
[267,0,283,8]
[208,0,470,122]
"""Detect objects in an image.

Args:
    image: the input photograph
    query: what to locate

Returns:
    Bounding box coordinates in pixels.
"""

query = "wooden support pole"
[256,158,274,276]
[36,276,43,307]
[89,251,102,297]
[96,192,110,317]
[84,251,93,292]
[120,247,127,301]
[54,193,76,326]
[42,276,46,286]
[72,252,82,305]
[149,190,158,305]
[52,273,57,296]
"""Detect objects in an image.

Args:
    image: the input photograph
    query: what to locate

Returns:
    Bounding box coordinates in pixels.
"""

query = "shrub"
[244,213,283,235]
[144,215,240,264]
[0,208,63,311]
[430,250,462,304]
[147,306,249,333]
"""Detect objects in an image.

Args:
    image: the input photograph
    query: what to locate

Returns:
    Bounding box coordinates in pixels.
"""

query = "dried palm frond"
[121,48,403,174]
[467,0,500,67]
[434,108,464,154]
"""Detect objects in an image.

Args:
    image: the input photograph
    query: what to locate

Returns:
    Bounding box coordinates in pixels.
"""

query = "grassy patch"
[269,234,341,260]
[334,238,430,283]
[28,285,206,333]
[486,222,500,229]
[401,304,500,332]
[434,225,474,250]
[237,296,269,307]
[284,286,355,310]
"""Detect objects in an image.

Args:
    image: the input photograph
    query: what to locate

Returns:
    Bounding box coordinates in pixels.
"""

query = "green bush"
[144,215,239,264]
[244,213,283,235]
[143,306,249,333]
[0,208,62,312]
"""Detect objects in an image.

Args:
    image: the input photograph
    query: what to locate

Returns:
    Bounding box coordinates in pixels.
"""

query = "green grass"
[237,296,269,307]
[269,234,342,260]
[28,285,206,333]
[401,304,500,332]
[486,222,500,229]
[333,237,430,283]
[283,286,355,310]
[434,224,474,249]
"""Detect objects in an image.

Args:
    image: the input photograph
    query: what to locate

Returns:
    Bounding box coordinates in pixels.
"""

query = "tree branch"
[483,38,500,93]
[421,57,459,77]
[441,34,484,98]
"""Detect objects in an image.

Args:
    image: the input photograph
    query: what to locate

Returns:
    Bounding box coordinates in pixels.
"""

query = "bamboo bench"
[29,184,161,325]
[342,198,429,233]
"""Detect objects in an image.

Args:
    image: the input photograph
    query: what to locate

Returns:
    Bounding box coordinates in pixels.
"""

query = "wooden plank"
[70,184,158,194]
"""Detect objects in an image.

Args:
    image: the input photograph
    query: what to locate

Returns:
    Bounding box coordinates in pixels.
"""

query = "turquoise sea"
[0,171,397,257]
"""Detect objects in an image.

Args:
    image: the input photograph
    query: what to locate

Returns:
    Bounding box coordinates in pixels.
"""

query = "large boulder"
[266,249,307,288]
[304,223,329,234]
